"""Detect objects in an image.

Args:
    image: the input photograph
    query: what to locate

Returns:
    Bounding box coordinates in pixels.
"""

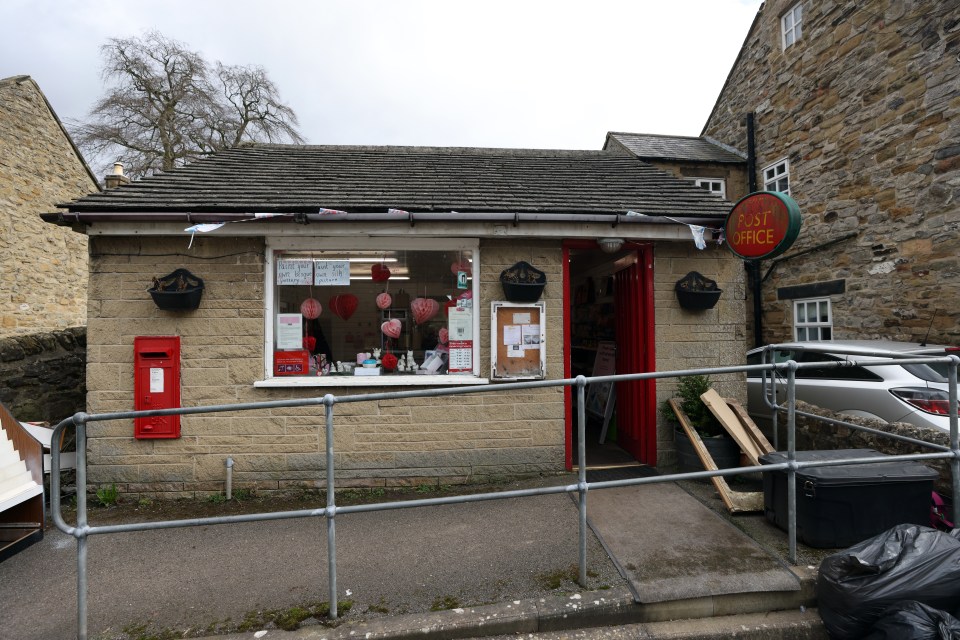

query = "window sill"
[254,375,489,388]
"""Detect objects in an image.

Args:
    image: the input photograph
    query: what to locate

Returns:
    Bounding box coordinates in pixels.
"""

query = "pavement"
[0,471,828,640]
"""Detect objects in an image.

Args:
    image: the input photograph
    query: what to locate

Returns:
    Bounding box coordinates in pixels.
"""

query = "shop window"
[793,298,831,341]
[782,3,803,50]
[763,159,790,195]
[690,178,726,198]
[261,239,479,384]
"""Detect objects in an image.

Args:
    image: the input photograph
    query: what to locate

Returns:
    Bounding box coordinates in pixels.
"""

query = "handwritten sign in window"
[313,260,350,286]
[276,259,313,285]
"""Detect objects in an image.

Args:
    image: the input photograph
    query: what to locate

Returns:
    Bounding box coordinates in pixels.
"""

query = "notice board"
[491,301,545,380]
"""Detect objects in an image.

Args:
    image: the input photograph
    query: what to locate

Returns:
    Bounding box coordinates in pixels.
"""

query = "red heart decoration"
[376,292,392,310]
[371,264,392,282]
[381,318,402,339]
[450,261,472,276]
[438,327,449,344]
[328,294,358,321]
[411,297,440,325]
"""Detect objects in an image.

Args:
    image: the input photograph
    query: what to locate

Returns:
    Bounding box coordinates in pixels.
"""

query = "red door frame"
[563,241,657,469]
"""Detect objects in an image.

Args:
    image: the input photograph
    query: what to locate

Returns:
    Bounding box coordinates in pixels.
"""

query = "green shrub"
[675,375,724,437]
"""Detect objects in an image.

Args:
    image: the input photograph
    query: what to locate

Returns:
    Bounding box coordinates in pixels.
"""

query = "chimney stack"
[104,162,130,189]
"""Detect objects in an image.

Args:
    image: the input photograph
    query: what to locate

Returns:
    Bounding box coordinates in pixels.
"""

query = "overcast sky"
[2,0,761,153]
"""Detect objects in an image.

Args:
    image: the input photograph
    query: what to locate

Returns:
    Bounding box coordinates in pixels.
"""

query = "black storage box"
[760,449,937,548]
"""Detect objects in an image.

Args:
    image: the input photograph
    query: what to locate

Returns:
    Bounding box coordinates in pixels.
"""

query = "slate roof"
[605,132,746,164]
[55,144,732,220]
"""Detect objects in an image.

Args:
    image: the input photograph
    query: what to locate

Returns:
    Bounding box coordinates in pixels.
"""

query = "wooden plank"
[669,399,762,514]
[728,400,774,455]
[700,389,764,466]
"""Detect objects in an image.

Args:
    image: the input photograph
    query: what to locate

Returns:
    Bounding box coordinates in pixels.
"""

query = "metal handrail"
[48,354,960,640]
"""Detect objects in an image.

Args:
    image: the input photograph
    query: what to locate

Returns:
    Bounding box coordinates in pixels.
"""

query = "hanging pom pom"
[300,298,322,319]
[302,336,317,351]
[381,352,398,372]
[376,292,392,310]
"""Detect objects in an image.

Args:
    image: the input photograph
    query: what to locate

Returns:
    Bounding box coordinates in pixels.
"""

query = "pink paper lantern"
[381,318,402,339]
[376,292,392,310]
[300,298,322,319]
[438,327,449,344]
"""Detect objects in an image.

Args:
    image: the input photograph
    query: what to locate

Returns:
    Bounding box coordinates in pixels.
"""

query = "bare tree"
[72,31,304,179]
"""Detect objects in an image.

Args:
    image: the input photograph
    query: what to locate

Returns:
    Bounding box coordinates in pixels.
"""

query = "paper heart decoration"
[375,292,392,310]
[410,297,440,325]
[300,298,322,319]
[303,336,317,351]
[450,261,472,276]
[328,294,358,321]
[371,263,392,282]
[381,318,402,339]
[438,327,449,344]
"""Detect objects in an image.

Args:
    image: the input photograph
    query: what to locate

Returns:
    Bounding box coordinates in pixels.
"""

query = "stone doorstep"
[272,566,819,640]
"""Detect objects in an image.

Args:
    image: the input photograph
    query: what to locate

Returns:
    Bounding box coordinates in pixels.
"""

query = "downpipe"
[225,457,235,500]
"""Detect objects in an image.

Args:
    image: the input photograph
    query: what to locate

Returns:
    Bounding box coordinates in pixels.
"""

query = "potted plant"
[675,271,722,310]
[668,374,740,473]
[499,261,546,302]
[148,269,204,311]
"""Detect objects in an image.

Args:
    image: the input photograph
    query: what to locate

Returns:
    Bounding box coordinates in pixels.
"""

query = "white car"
[746,340,959,432]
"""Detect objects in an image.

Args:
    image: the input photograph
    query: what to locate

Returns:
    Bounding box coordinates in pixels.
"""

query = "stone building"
[44,144,745,498]
[702,0,960,345]
[0,75,99,337]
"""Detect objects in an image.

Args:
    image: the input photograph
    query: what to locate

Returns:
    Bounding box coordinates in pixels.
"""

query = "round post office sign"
[725,191,802,260]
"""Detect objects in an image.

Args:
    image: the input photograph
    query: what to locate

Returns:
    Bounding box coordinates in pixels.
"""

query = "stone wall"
[654,242,747,466]
[0,327,86,423]
[776,400,954,496]
[703,0,960,345]
[86,235,566,499]
[0,76,97,337]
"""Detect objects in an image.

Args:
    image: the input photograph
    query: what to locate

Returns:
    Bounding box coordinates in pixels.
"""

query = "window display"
[268,246,476,379]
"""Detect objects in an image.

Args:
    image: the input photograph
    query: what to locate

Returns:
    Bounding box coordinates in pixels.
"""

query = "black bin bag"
[817,524,960,638]
[864,601,960,640]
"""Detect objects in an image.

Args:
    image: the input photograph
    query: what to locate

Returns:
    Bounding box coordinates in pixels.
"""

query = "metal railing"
[48,350,960,640]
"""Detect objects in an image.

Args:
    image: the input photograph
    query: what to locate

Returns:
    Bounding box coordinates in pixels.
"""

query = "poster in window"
[276,313,303,350]
[276,259,313,285]
[313,260,350,286]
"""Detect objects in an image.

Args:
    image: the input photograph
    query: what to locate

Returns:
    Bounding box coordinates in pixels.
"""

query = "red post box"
[133,336,181,439]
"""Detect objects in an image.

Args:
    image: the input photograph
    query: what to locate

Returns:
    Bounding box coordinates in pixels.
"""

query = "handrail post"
[949,357,959,526]
[786,362,798,565]
[324,395,338,620]
[576,376,588,587]
[75,413,90,640]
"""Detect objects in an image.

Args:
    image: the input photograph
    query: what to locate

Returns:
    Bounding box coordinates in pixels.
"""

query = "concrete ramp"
[583,482,800,603]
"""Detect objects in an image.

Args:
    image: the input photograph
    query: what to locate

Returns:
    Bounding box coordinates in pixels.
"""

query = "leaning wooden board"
[700,389,767,466]
[669,398,763,514]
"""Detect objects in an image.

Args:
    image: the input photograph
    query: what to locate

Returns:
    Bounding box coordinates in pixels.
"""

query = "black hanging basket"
[675,271,722,310]
[500,261,546,302]
[148,269,204,311]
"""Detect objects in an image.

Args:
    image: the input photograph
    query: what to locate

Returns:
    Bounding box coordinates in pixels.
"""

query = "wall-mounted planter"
[500,261,546,302]
[675,271,721,311]
[148,269,204,311]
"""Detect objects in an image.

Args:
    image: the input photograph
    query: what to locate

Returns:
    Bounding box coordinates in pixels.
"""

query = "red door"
[612,249,656,464]
[563,243,656,468]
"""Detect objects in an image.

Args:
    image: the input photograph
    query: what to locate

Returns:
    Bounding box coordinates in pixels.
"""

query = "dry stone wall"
[703,0,960,345]
[0,327,85,422]
[86,235,566,498]
[0,76,97,337]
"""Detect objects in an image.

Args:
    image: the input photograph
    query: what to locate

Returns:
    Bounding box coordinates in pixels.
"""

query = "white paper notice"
[149,368,164,393]
[512,313,532,324]
[448,307,473,341]
[313,260,350,286]
[507,344,524,358]
[521,324,541,348]
[276,259,313,285]
[502,324,521,346]
[276,313,304,349]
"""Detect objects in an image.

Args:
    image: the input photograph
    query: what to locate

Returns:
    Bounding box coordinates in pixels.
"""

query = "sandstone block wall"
[653,243,747,466]
[0,76,97,337]
[86,235,566,498]
[703,0,960,345]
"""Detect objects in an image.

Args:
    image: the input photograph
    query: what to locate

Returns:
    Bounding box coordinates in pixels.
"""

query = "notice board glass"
[491,301,545,380]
